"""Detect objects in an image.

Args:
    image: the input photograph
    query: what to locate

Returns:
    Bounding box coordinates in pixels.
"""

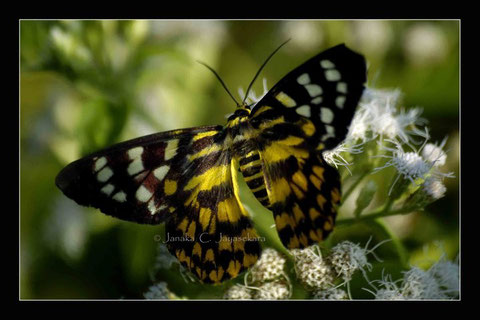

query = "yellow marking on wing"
[188,143,222,161]
[262,145,292,164]
[177,249,191,267]
[331,188,341,204]
[291,184,305,199]
[184,164,229,207]
[309,230,319,242]
[208,216,216,234]
[312,166,325,179]
[316,228,324,240]
[278,136,304,147]
[299,233,309,247]
[209,267,224,283]
[317,194,327,210]
[292,204,305,223]
[323,220,333,231]
[193,242,202,258]
[269,178,291,204]
[218,236,232,252]
[309,207,321,220]
[193,131,218,141]
[204,248,215,262]
[288,236,300,249]
[217,197,240,223]
[186,220,196,240]
[292,171,308,191]
[177,217,189,233]
[226,260,242,278]
[253,105,272,117]
[243,254,258,267]
[164,179,177,195]
[275,91,296,107]
[164,139,179,160]
[258,116,285,131]
[309,174,322,190]
[275,212,293,230]
[301,121,315,136]
[184,165,229,191]
[198,207,212,231]
[316,143,325,151]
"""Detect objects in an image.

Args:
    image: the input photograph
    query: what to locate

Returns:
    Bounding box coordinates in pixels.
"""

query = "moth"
[56,43,367,284]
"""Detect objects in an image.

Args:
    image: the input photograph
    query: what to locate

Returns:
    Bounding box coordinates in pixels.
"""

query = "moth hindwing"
[56,43,366,284]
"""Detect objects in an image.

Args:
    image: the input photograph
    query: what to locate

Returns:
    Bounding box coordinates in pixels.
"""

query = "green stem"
[342,171,369,203]
[336,206,415,226]
[367,219,409,268]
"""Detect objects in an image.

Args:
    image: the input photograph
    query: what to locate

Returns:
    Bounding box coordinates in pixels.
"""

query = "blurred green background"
[20,20,459,299]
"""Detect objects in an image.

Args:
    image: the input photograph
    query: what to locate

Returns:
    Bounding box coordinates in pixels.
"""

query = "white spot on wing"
[128,147,144,160]
[320,107,334,124]
[296,73,310,85]
[320,59,335,69]
[148,199,157,215]
[296,105,311,118]
[136,185,153,202]
[311,97,323,105]
[325,69,341,81]
[101,183,115,196]
[94,157,107,172]
[336,96,346,109]
[153,165,170,181]
[164,139,179,160]
[127,159,144,176]
[112,191,127,202]
[97,167,113,182]
[337,82,348,94]
[305,84,323,97]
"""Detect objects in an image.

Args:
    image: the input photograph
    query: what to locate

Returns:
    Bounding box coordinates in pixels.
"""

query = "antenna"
[242,39,291,105]
[196,60,240,107]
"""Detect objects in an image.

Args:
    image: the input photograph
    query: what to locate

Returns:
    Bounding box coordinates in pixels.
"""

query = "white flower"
[366,272,405,300]
[422,138,448,167]
[375,288,406,300]
[347,88,425,144]
[429,258,459,297]
[224,284,253,300]
[322,141,363,171]
[254,281,291,300]
[373,137,432,195]
[144,282,171,300]
[313,287,349,300]
[291,246,336,290]
[247,248,286,283]
[422,176,447,200]
[327,241,372,282]
[401,267,446,299]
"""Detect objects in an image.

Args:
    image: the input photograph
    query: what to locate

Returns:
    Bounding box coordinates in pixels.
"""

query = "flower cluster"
[144,282,176,300]
[224,248,291,300]
[368,256,459,300]
[291,240,384,299]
